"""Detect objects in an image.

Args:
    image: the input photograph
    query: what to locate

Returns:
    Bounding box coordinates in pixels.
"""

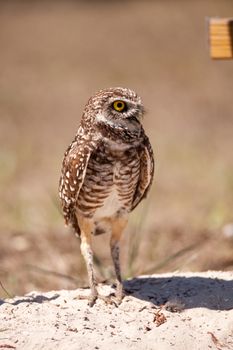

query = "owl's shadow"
[123,275,233,311]
[0,293,59,306]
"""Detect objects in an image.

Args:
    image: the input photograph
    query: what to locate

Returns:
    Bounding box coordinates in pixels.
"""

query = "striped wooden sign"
[209,18,233,59]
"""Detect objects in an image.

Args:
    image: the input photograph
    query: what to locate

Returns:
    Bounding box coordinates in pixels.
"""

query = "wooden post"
[208,18,233,59]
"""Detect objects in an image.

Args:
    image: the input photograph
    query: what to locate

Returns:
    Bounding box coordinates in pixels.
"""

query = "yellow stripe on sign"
[209,18,233,59]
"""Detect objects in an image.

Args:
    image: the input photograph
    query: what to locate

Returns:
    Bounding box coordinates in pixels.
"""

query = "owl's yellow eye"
[112,100,126,112]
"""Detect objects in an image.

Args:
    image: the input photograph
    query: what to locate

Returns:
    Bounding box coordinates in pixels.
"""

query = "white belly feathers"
[93,185,122,220]
[77,149,140,219]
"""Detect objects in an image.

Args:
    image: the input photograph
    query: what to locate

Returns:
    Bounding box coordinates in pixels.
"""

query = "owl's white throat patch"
[96,113,141,151]
[96,113,114,127]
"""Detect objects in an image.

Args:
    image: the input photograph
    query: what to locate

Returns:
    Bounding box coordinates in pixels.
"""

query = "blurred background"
[0,0,233,298]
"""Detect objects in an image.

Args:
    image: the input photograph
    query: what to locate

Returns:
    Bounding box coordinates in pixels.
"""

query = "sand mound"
[0,271,232,349]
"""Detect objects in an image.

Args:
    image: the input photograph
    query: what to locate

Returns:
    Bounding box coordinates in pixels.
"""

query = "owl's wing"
[131,135,154,210]
[59,135,99,233]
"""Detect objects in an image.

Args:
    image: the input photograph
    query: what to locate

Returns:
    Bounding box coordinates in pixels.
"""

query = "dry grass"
[0,0,233,298]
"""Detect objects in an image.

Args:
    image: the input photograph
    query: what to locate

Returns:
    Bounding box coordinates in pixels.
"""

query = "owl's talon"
[116,293,124,305]
[88,294,98,307]
[98,294,118,307]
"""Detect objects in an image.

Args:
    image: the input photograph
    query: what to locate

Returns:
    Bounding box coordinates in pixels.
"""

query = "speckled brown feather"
[59,87,154,305]
[131,135,154,210]
[59,87,154,236]
[59,132,100,234]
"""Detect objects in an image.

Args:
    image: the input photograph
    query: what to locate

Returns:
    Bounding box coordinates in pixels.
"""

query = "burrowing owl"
[59,87,154,306]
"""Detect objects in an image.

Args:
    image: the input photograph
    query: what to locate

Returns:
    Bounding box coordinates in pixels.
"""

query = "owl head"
[81,87,145,142]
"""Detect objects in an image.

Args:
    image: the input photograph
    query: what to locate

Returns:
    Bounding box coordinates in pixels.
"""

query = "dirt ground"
[0,271,233,350]
[0,0,233,298]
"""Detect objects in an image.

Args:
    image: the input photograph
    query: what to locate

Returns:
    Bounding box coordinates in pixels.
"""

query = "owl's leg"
[78,216,97,307]
[110,216,128,304]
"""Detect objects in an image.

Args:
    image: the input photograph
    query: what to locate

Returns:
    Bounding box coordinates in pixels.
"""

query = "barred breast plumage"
[77,142,141,224]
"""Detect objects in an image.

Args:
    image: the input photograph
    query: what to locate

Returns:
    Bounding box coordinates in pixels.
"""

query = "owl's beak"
[127,115,140,124]
[134,105,145,121]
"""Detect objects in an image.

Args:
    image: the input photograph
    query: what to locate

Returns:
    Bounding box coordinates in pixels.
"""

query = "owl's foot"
[75,292,124,307]
[75,291,98,307]
[98,293,124,307]
[75,295,97,307]
[98,287,125,306]
[88,294,98,307]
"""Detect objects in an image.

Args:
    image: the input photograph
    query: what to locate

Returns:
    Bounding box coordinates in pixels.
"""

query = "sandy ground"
[0,1,233,297]
[0,271,232,350]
